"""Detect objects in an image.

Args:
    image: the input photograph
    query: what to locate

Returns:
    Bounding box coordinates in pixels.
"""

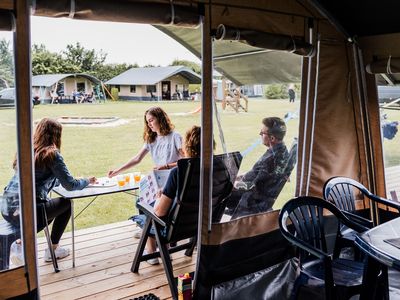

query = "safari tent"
[1,0,400,299]
[31,73,102,103]
[105,66,201,100]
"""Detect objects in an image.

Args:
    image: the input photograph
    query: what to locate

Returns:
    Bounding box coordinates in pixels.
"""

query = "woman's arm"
[154,167,178,215]
[108,148,148,177]
[51,152,94,191]
[154,194,173,217]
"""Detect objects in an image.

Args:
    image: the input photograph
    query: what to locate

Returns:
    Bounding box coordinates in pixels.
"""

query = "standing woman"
[108,106,183,177]
[3,118,97,263]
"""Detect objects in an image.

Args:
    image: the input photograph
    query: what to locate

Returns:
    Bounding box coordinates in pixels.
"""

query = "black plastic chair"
[279,196,371,300]
[131,152,242,300]
[323,176,400,258]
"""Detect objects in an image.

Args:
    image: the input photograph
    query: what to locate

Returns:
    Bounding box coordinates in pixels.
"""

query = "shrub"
[111,87,119,101]
[264,84,289,99]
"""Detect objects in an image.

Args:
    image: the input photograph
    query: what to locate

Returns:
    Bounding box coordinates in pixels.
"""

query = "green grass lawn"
[1,99,399,230]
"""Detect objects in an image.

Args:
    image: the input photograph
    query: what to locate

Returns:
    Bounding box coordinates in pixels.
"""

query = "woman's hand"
[88,177,97,184]
[108,170,118,178]
[154,162,176,170]
[154,165,166,170]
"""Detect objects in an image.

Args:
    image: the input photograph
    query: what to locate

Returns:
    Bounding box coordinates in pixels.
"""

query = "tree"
[95,63,138,82]
[32,44,78,75]
[63,42,107,74]
[170,59,200,74]
[0,39,14,88]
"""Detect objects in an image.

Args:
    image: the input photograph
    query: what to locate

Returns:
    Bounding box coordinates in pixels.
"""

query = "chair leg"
[185,236,196,257]
[153,222,178,300]
[131,218,152,273]
[42,208,59,273]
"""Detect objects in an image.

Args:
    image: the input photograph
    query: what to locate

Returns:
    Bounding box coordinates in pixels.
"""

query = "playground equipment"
[222,88,248,112]
[215,80,248,113]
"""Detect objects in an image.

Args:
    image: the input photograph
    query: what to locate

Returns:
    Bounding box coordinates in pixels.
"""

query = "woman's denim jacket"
[35,151,89,202]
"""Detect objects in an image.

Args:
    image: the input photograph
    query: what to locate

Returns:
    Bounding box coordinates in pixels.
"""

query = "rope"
[387,55,392,74]
[69,0,76,18]
[169,0,175,25]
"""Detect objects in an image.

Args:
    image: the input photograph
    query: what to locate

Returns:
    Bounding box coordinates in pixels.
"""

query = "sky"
[0,16,200,66]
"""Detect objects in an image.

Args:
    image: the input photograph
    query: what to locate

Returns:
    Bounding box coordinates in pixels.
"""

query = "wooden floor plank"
[39,221,196,300]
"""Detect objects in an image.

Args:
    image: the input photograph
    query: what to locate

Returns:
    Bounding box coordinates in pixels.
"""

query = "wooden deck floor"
[38,221,196,299]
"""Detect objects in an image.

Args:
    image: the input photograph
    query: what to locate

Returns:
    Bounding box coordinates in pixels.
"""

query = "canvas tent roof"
[32,73,101,87]
[104,66,201,85]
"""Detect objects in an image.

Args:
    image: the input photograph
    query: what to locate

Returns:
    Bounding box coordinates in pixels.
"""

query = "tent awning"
[155,25,303,85]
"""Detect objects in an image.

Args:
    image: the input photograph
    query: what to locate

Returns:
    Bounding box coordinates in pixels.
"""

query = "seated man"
[227,117,289,219]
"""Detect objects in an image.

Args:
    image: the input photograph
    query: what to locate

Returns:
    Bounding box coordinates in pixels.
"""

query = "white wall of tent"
[1,0,400,298]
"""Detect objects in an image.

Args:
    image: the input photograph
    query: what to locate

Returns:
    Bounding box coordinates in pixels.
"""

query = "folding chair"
[131,152,242,299]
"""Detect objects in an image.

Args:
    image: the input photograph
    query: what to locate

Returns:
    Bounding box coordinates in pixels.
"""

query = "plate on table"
[88,177,116,188]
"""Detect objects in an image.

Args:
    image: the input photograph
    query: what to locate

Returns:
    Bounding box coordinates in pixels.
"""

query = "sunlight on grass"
[6,99,399,229]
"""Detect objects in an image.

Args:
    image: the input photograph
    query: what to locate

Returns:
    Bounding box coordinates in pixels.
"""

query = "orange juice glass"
[133,172,141,183]
[117,175,125,187]
[124,174,131,184]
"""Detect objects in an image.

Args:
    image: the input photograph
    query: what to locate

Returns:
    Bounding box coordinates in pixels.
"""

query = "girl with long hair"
[3,118,96,264]
[141,125,202,265]
[108,106,183,177]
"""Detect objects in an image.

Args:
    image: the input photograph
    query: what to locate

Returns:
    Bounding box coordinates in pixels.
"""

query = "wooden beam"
[14,0,39,295]
[0,0,13,10]
[0,268,31,298]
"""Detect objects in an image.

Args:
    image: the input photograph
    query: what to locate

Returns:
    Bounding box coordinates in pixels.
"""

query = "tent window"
[77,82,85,92]
[211,47,300,223]
[130,85,136,93]
[147,85,156,93]
[0,31,24,272]
[378,85,400,201]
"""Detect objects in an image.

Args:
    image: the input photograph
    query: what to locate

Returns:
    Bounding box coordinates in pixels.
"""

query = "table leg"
[360,255,387,300]
[71,199,75,268]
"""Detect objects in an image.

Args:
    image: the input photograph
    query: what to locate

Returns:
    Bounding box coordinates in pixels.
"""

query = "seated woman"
[142,125,202,265]
[3,118,97,264]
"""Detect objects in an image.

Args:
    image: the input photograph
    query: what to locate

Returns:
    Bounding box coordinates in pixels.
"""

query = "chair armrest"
[281,231,329,260]
[369,194,400,212]
[340,211,370,233]
[341,211,373,229]
[137,202,167,227]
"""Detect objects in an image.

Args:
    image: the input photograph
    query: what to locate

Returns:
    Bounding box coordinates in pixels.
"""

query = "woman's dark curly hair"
[143,107,174,143]
[184,126,201,158]
[184,126,216,158]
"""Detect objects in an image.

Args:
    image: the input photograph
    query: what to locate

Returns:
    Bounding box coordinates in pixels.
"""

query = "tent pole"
[195,3,213,292]
[14,0,39,295]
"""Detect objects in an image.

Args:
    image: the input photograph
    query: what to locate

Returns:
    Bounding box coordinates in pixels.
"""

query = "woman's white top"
[143,131,182,166]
